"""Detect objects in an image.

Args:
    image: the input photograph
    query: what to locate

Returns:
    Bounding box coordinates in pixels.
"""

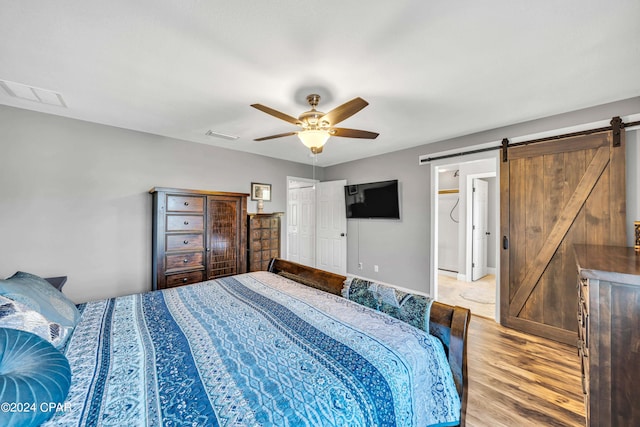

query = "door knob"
[340,233,345,237]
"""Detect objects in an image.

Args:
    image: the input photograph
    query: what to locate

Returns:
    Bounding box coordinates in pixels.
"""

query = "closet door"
[207,194,247,278]
[500,131,626,344]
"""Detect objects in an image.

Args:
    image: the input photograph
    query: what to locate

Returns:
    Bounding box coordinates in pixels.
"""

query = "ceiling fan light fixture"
[297,130,330,150]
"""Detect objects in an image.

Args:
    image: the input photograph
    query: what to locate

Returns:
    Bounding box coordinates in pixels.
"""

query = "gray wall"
[325,97,640,294]
[2,97,638,302]
[325,146,433,294]
[0,105,319,302]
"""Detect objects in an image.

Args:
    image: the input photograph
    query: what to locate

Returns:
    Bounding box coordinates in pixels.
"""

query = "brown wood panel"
[166,215,204,232]
[509,158,526,302]
[560,149,587,332]
[508,133,608,160]
[520,155,545,322]
[542,152,564,328]
[609,132,626,244]
[585,148,610,246]
[165,251,204,271]
[611,285,640,424]
[501,130,626,345]
[166,233,204,251]
[166,195,204,213]
[164,270,204,288]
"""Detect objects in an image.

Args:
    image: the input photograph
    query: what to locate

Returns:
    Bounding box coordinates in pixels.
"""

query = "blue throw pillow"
[0,296,67,348]
[0,327,72,426]
[342,277,433,332]
[0,272,80,347]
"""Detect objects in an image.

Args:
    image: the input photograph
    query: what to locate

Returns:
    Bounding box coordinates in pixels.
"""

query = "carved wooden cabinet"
[574,244,640,426]
[151,187,248,290]
[247,213,283,272]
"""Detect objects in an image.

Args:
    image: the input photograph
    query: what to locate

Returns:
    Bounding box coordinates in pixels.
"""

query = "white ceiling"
[1,0,639,167]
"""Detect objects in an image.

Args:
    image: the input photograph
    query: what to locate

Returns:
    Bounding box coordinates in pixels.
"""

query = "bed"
[3,259,470,427]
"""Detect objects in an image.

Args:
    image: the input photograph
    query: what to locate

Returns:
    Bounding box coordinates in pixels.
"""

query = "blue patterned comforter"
[44,272,460,426]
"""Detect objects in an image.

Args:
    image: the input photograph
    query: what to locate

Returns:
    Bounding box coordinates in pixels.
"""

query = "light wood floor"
[465,316,585,426]
[438,274,496,319]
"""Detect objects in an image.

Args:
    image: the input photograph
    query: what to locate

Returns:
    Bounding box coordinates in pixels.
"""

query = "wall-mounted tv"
[345,179,400,219]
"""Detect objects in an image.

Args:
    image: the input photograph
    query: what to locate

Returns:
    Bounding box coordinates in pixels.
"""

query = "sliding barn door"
[500,131,626,344]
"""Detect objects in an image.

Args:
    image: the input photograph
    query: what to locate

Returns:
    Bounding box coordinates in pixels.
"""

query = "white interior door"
[316,180,347,275]
[286,178,316,268]
[472,178,489,280]
[299,186,316,267]
[287,187,300,263]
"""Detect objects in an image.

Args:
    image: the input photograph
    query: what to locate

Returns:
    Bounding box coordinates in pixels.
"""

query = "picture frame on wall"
[251,182,271,201]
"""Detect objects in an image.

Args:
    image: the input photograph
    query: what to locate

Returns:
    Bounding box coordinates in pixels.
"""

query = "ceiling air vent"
[0,79,67,107]
[205,130,239,140]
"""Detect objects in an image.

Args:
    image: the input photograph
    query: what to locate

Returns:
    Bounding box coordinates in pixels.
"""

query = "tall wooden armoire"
[150,187,248,290]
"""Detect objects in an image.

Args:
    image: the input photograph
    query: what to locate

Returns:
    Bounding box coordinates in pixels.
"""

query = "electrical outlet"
[358,262,363,270]
[374,265,379,273]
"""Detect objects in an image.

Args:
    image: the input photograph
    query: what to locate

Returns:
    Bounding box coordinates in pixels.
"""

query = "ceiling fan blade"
[251,104,300,126]
[254,131,298,141]
[321,97,369,125]
[331,128,379,139]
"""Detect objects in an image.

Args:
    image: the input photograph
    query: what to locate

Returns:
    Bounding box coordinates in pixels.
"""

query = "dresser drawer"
[166,233,204,251]
[166,215,204,232]
[166,195,205,213]
[165,251,204,271]
[165,270,205,288]
[250,217,262,229]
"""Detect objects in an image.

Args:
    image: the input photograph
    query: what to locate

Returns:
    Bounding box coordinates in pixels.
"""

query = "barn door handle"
[502,236,509,250]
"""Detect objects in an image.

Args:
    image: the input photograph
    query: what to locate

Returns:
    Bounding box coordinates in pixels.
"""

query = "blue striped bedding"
[44,271,460,426]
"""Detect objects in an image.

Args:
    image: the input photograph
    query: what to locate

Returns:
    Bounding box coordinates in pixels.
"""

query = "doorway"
[431,154,500,320]
[286,177,347,275]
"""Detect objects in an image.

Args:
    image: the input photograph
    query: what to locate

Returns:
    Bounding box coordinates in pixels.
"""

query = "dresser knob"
[184,221,189,225]
[184,201,189,206]
[183,240,189,245]
[182,277,188,283]
[183,258,189,263]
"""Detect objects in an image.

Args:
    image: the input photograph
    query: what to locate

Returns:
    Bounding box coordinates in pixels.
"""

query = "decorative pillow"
[277,271,337,294]
[0,272,80,347]
[0,327,72,427]
[342,277,433,332]
[0,296,67,348]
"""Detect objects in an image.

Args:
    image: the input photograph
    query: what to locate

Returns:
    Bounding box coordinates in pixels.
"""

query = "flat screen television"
[345,179,400,219]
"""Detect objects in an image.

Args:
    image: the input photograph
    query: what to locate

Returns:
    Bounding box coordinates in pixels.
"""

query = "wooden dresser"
[150,187,248,290]
[574,244,640,426]
[247,213,283,272]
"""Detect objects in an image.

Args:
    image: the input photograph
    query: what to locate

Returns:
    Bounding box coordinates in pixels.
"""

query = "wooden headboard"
[267,257,470,426]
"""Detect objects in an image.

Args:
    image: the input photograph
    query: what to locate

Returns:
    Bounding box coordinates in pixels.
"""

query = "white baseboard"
[437,269,458,278]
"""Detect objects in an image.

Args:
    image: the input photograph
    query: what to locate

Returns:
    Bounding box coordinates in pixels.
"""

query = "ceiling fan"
[251,94,379,154]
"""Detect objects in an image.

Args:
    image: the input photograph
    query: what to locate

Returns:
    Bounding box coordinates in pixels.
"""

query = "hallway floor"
[437,274,496,319]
